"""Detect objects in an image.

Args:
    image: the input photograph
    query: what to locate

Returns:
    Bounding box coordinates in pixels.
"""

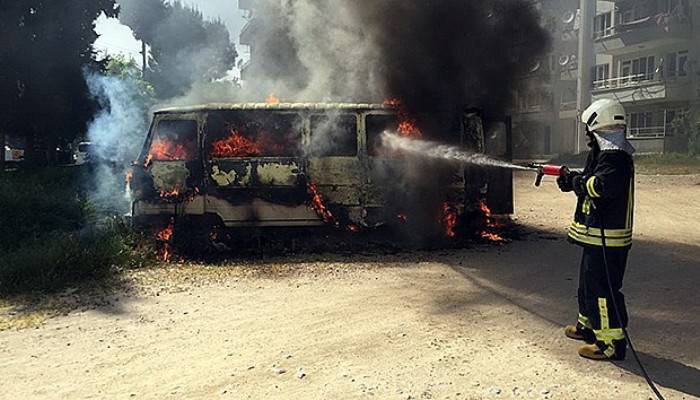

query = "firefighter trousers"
[576,246,629,357]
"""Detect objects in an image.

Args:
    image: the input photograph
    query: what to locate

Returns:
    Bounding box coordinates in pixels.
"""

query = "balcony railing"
[592,74,659,90]
[593,13,690,41]
[593,27,615,39]
[628,125,667,139]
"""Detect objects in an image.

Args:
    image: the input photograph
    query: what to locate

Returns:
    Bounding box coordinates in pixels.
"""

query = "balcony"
[592,73,692,103]
[594,16,691,55]
[628,125,668,139]
[239,18,260,46]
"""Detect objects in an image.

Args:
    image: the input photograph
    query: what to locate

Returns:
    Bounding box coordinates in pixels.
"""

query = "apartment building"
[511,0,581,158]
[592,0,699,153]
[237,0,259,81]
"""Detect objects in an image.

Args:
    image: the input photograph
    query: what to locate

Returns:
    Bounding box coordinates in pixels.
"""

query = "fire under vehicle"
[129,103,513,243]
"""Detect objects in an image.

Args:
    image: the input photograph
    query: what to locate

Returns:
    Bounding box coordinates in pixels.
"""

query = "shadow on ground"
[442,226,700,398]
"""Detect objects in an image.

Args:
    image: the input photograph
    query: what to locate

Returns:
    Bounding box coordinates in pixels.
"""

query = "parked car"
[74,142,93,165]
[4,145,24,164]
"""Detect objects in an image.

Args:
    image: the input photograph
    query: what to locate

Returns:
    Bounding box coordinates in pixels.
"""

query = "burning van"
[129,103,509,243]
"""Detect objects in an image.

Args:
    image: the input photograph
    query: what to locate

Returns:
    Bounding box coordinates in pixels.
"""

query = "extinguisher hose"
[597,210,665,400]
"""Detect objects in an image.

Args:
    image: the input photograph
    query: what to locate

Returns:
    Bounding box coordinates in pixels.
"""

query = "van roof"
[154,102,396,114]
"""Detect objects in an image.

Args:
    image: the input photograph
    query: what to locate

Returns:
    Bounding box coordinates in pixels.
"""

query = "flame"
[347,224,361,233]
[266,93,281,104]
[397,119,423,139]
[148,139,192,161]
[480,231,505,242]
[156,220,175,262]
[383,98,401,107]
[307,182,339,228]
[144,154,153,168]
[478,200,506,243]
[125,170,134,198]
[160,187,181,199]
[441,202,459,238]
[211,129,262,158]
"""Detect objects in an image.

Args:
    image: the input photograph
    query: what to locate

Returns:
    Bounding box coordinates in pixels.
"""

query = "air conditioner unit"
[562,10,576,24]
[559,55,571,66]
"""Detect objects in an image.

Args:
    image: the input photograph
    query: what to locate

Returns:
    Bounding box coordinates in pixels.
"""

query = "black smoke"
[359,0,550,114]
[246,0,551,242]
[250,0,550,116]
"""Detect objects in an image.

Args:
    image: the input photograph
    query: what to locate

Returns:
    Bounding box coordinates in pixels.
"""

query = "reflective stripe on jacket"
[568,148,635,249]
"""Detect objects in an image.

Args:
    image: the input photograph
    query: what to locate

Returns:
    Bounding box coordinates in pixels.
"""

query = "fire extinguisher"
[525,163,570,187]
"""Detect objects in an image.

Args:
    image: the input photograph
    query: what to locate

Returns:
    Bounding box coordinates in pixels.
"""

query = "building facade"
[237,0,259,82]
[592,0,699,153]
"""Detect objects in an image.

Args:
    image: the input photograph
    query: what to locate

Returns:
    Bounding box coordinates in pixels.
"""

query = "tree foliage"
[0,1,118,163]
[118,0,237,99]
[671,110,700,156]
[105,55,156,108]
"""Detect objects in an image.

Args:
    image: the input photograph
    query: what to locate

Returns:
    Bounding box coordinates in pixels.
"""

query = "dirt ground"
[1,172,699,400]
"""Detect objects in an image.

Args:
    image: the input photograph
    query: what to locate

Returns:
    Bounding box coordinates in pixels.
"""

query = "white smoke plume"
[85,72,151,216]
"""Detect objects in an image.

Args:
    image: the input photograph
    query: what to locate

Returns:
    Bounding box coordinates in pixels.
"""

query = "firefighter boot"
[578,342,626,361]
[564,324,596,343]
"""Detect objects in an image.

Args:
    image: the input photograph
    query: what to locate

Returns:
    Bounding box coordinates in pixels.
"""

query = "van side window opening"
[310,114,357,157]
[366,114,399,157]
[207,111,302,158]
[148,119,198,161]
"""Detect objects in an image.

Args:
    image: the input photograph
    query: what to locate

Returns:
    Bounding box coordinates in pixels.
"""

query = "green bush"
[0,168,149,294]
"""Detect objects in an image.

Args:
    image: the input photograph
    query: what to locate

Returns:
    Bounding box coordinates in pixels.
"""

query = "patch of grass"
[0,168,153,296]
[635,153,700,175]
[548,152,700,175]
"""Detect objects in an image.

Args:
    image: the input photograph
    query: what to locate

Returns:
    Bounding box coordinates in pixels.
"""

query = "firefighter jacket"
[568,146,635,248]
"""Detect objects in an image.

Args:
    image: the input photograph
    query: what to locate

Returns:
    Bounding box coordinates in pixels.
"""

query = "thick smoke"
[240,0,549,240]
[85,73,150,216]
[245,0,549,114]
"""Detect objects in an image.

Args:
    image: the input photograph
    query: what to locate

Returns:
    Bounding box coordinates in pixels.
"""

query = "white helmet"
[581,99,626,131]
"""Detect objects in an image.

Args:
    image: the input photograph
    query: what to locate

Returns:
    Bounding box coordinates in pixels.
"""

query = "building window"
[594,12,613,37]
[629,112,654,129]
[620,56,655,83]
[664,50,689,77]
[593,64,610,88]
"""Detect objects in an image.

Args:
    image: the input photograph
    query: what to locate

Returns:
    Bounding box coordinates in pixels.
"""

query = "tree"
[119,0,237,99]
[0,1,118,165]
[672,110,700,156]
[105,55,156,107]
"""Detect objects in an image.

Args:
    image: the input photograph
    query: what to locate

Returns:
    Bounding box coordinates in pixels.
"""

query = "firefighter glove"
[557,170,580,193]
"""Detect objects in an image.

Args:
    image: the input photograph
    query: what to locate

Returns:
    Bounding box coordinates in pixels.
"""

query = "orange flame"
[125,170,133,186]
[211,129,262,158]
[160,187,181,199]
[307,182,339,228]
[397,119,423,139]
[478,200,506,243]
[383,98,401,107]
[266,93,281,104]
[441,202,459,238]
[147,139,192,162]
[156,220,175,262]
[347,224,361,233]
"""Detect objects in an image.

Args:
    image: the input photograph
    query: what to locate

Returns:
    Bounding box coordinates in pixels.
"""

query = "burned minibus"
[129,103,510,242]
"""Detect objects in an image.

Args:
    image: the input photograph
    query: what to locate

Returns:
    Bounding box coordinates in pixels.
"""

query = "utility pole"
[576,0,596,153]
[141,40,148,78]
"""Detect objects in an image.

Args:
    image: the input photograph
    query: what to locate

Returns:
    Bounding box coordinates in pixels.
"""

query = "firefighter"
[557,98,635,361]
